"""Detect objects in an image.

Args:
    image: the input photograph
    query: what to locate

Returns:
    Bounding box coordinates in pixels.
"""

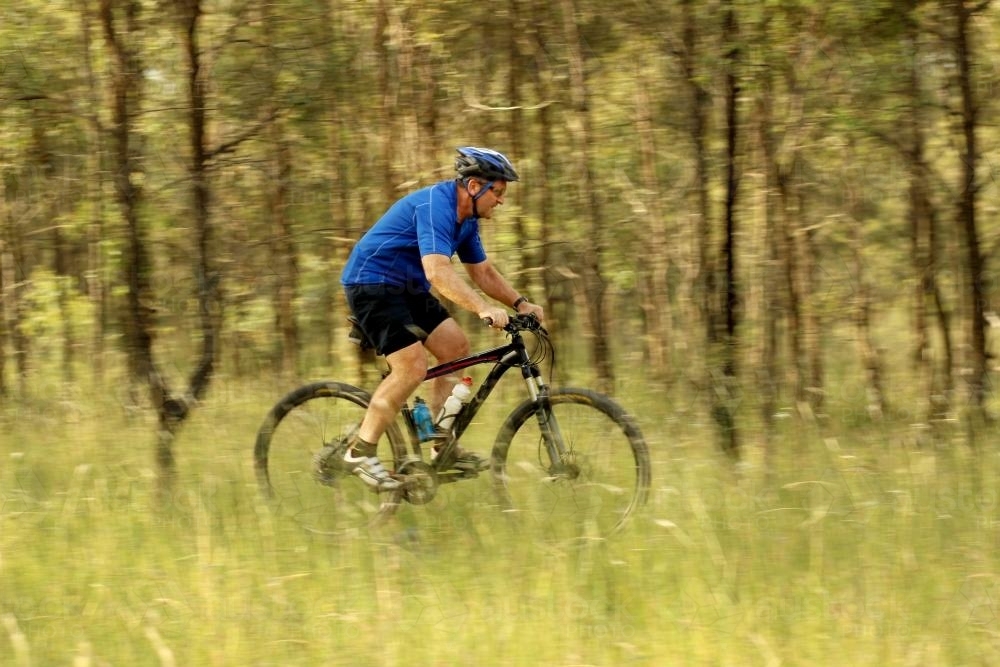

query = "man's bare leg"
[421,318,486,471]
[356,341,429,445]
[423,318,471,413]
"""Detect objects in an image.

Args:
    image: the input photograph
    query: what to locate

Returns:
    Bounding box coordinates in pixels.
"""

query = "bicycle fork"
[524,371,578,480]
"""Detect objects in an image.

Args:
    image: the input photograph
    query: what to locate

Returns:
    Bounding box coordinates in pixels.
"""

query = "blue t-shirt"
[340,180,487,291]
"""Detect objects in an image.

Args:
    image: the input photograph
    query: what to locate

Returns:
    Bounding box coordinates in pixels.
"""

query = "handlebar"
[481,312,546,335]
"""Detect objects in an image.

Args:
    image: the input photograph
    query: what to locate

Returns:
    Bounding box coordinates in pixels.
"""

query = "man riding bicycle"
[330,147,544,491]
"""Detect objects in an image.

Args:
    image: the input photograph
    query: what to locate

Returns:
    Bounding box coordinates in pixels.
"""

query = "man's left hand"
[516,301,545,323]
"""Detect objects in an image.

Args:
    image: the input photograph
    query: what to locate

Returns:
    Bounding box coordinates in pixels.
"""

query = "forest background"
[3,0,1000,665]
[3,0,1000,453]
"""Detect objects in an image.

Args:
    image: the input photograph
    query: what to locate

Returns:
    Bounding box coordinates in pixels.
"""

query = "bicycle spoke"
[255,382,406,536]
[492,389,650,541]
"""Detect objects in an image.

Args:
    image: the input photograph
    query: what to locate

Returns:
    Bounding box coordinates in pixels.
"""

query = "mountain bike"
[253,313,651,539]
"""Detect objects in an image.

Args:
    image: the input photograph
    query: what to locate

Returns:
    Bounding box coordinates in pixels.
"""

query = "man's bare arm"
[466,259,544,321]
[464,259,521,307]
[422,254,508,327]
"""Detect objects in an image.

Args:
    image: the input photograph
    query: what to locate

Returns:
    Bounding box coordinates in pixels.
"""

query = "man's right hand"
[479,306,509,329]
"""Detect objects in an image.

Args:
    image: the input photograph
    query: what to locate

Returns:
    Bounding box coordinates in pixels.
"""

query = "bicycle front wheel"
[254,381,408,536]
[491,388,651,540]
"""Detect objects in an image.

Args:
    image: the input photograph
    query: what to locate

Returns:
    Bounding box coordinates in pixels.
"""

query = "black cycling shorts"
[344,283,452,356]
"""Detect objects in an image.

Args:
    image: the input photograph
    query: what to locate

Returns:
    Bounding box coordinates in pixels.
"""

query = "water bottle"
[411,397,436,442]
[436,377,473,432]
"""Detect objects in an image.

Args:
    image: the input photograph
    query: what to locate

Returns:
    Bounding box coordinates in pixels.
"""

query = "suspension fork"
[522,364,572,473]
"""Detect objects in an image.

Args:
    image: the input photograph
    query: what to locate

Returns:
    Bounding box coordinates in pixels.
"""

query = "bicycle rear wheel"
[254,381,408,535]
[491,388,650,540]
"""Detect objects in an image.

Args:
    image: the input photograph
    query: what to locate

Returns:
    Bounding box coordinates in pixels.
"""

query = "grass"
[2,370,1000,666]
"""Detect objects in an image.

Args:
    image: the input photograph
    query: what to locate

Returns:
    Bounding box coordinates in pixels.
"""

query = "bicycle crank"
[396,458,438,505]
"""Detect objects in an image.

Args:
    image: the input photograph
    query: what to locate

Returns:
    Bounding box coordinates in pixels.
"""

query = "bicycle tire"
[254,381,409,535]
[491,388,651,539]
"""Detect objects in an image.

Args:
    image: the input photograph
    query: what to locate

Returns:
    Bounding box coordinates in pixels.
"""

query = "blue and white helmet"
[455,147,520,182]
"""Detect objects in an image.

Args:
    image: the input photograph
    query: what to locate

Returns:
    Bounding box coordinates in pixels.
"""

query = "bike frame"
[402,325,563,469]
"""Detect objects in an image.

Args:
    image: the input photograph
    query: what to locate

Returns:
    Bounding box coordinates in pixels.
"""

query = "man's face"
[473,180,508,218]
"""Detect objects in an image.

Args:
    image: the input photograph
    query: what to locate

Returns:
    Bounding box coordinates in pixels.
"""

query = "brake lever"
[482,313,545,335]
[515,312,543,331]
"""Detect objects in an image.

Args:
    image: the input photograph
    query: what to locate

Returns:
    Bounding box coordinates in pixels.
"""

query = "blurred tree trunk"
[261,3,298,379]
[176,0,220,424]
[320,0,340,369]
[525,3,564,337]
[101,0,154,406]
[851,222,886,420]
[761,19,820,416]
[902,6,953,421]
[952,0,988,419]
[54,222,74,383]
[633,60,672,384]
[909,38,930,372]
[0,193,9,396]
[393,7,420,180]
[712,0,740,458]
[677,0,735,439]
[0,141,29,397]
[10,242,28,394]
[375,0,397,203]
[560,0,613,391]
[415,42,441,173]
[846,144,886,419]
[755,75,781,465]
[679,0,713,338]
[778,142,807,412]
[928,206,954,422]
[23,120,52,394]
[507,0,527,282]
[80,0,108,385]
[803,215,823,414]
[269,118,297,378]
[317,1,370,381]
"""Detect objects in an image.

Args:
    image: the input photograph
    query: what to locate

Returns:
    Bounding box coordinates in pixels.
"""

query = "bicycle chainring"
[396,458,438,505]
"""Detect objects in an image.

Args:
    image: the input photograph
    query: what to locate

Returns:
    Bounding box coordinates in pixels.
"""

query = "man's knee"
[387,344,429,383]
[446,336,471,359]
[426,320,470,361]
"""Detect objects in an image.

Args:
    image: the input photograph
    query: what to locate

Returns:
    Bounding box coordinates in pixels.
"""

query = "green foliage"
[16,268,95,350]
